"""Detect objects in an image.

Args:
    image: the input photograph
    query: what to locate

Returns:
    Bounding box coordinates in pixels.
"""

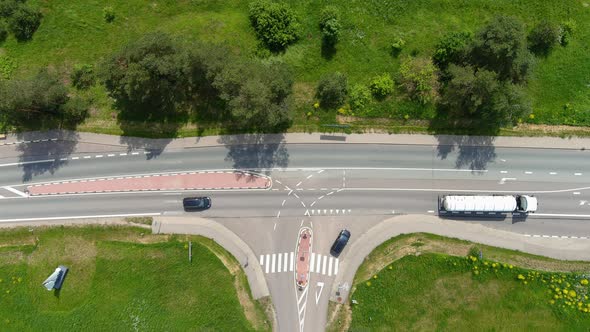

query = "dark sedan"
[183,197,211,211]
[330,229,351,257]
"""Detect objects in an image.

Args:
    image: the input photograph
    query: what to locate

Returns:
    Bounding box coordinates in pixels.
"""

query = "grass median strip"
[0,225,270,331]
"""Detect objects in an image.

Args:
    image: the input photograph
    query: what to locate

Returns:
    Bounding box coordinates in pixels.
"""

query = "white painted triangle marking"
[315,282,324,305]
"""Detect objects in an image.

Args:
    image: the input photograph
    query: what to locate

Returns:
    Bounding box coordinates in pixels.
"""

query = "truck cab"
[517,195,537,213]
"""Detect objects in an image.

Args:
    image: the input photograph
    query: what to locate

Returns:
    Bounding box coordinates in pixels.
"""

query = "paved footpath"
[27,171,271,195]
[1,130,590,160]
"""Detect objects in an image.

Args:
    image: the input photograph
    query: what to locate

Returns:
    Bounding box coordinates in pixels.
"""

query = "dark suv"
[330,229,351,257]
[183,197,211,211]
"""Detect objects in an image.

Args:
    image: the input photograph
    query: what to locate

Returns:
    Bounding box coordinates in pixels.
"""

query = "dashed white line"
[318,195,325,200]
[282,199,286,207]
[500,171,508,174]
[107,154,115,157]
[95,155,103,158]
[306,175,313,179]
[72,157,79,160]
[549,172,557,175]
[119,153,127,156]
[301,201,306,208]
[575,173,582,176]
[131,152,140,155]
[525,171,533,174]
[293,193,300,199]
[574,192,581,195]
[310,201,316,207]
[296,181,302,187]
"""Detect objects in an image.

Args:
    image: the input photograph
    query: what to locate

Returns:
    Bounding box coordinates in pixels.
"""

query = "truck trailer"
[439,195,537,213]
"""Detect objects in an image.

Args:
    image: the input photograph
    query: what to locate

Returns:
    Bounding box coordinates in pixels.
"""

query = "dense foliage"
[316,72,348,109]
[8,5,41,41]
[248,0,300,51]
[369,73,394,99]
[319,6,341,46]
[398,57,438,105]
[528,21,560,56]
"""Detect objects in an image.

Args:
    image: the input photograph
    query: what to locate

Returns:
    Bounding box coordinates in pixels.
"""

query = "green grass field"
[327,233,590,331]
[0,226,269,331]
[1,0,589,135]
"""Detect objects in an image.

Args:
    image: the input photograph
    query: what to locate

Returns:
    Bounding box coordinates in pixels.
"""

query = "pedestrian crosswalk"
[259,252,339,276]
[307,209,352,216]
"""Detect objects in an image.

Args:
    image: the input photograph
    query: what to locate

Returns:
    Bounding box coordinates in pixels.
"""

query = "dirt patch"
[326,301,353,332]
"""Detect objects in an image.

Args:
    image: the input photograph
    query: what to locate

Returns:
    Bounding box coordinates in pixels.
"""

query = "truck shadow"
[438,212,530,223]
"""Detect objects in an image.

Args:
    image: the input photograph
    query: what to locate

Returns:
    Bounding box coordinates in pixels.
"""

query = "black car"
[183,197,211,211]
[330,229,351,257]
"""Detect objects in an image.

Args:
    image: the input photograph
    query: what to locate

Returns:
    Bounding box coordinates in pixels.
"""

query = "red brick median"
[27,171,271,196]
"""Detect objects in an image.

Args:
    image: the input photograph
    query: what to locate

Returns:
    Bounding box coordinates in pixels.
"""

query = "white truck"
[439,195,538,213]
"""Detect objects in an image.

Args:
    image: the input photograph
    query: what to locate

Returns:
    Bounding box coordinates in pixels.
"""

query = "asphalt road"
[1,142,590,332]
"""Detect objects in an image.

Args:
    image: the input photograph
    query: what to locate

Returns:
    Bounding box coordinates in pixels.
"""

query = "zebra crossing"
[308,209,351,215]
[259,252,339,276]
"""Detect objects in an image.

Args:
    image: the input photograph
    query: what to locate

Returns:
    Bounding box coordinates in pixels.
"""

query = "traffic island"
[26,170,271,195]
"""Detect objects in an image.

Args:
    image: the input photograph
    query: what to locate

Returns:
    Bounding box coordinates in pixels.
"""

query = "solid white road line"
[271,254,276,273]
[278,253,282,273]
[322,255,327,275]
[316,253,321,273]
[3,186,28,197]
[328,257,333,277]
[535,213,590,218]
[265,254,270,273]
[0,159,56,167]
[0,212,161,223]
[290,252,294,271]
[310,253,315,273]
[283,252,288,272]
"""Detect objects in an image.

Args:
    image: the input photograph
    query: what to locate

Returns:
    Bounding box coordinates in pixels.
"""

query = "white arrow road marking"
[2,186,28,197]
[315,282,324,305]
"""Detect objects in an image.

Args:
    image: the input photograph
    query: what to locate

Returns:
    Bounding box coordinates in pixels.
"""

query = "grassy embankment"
[0,225,270,331]
[327,233,590,331]
[1,0,589,136]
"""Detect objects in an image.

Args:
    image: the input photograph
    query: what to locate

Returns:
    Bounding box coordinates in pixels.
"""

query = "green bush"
[71,64,95,90]
[559,19,576,46]
[316,72,348,109]
[8,5,41,41]
[369,73,394,98]
[248,0,300,51]
[0,19,7,42]
[399,57,438,104]
[62,96,89,122]
[390,37,405,57]
[102,6,115,23]
[433,31,472,69]
[0,54,16,79]
[319,6,341,45]
[0,0,23,19]
[349,84,371,112]
[528,21,559,55]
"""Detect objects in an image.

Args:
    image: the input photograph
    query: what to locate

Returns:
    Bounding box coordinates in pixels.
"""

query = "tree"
[471,15,532,83]
[0,0,24,19]
[249,0,300,51]
[0,19,7,42]
[398,57,438,104]
[316,72,347,109]
[348,84,371,112]
[100,32,187,113]
[441,65,530,126]
[528,21,559,55]
[213,60,293,130]
[433,31,472,70]
[71,64,95,90]
[8,5,41,41]
[319,6,341,45]
[369,73,394,99]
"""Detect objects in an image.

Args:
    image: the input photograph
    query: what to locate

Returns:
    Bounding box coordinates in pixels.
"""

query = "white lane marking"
[500,171,508,174]
[275,180,282,184]
[310,201,316,207]
[119,153,127,156]
[306,175,313,179]
[83,156,91,159]
[310,253,316,273]
[500,159,506,162]
[296,181,302,187]
[328,257,333,276]
[271,254,276,273]
[277,211,281,218]
[294,193,300,199]
[282,199,286,207]
[499,177,517,184]
[316,253,321,273]
[315,282,324,305]
[283,253,288,272]
[278,253,282,273]
[273,223,277,231]
[550,172,557,175]
[265,255,270,273]
[298,285,308,305]
[71,157,79,160]
[535,213,590,218]
[322,255,327,275]
[574,192,581,195]
[0,194,4,198]
[318,195,325,200]
[95,155,103,158]
[427,210,434,213]
[320,188,328,191]
[575,173,582,176]
[327,191,334,196]
[334,259,339,275]
[317,169,324,174]
[290,252,294,271]
[107,154,115,157]
[131,152,140,155]
[288,189,293,196]
[260,255,264,266]
[580,200,587,206]
[3,186,28,197]
[0,159,56,167]
[525,171,533,174]
[301,201,306,208]
[0,212,161,223]
[304,209,310,216]
[338,187,590,194]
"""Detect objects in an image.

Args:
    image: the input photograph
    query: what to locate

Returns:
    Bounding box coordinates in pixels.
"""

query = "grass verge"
[0,225,270,331]
[327,233,590,332]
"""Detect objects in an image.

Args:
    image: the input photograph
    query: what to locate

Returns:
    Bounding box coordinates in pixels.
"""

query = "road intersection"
[1,132,590,331]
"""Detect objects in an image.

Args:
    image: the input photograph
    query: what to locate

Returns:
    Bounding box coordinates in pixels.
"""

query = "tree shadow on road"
[434,134,497,173]
[219,133,289,178]
[16,130,79,182]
